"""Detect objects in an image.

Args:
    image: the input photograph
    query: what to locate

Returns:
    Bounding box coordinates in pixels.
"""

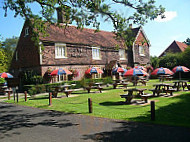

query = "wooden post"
[88,98,92,113]
[24,91,27,102]
[8,91,10,100]
[16,91,19,103]
[13,88,16,102]
[49,92,52,106]
[151,101,155,121]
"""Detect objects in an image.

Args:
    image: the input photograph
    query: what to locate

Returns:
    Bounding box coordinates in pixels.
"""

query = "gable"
[159,41,188,57]
[133,27,150,47]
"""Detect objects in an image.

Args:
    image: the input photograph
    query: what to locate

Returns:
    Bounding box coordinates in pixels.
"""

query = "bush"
[21,71,43,85]
[103,77,113,85]
[28,84,46,96]
[0,78,5,84]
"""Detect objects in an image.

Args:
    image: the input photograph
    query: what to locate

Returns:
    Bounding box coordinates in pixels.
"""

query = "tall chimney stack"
[56,6,71,24]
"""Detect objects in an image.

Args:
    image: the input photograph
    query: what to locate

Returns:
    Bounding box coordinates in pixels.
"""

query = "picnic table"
[121,88,151,103]
[159,75,172,82]
[51,84,72,97]
[150,83,175,96]
[85,82,103,93]
[173,80,188,91]
[112,79,129,89]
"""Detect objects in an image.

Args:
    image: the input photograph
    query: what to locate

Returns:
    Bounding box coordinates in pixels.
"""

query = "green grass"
[5,79,190,128]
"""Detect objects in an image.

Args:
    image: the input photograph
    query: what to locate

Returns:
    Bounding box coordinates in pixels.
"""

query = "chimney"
[129,24,132,29]
[56,6,71,24]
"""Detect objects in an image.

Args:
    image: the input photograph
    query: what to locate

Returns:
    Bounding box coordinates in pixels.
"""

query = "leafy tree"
[0,48,8,72]
[2,0,165,46]
[182,47,190,68]
[1,36,18,68]
[150,56,160,69]
[159,53,183,69]
[184,38,190,45]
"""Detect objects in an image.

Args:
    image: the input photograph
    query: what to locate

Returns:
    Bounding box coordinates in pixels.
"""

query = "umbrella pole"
[179,72,181,81]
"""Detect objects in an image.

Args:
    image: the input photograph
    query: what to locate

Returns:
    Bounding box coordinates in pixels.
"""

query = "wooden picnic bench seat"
[85,86,103,93]
[163,88,176,96]
[165,76,173,81]
[140,93,152,103]
[120,94,133,104]
[113,82,128,89]
[187,84,190,90]
[138,80,147,86]
[64,89,73,97]
[149,88,162,96]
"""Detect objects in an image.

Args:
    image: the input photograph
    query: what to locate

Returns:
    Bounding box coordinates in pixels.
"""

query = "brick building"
[159,40,188,57]
[10,20,150,82]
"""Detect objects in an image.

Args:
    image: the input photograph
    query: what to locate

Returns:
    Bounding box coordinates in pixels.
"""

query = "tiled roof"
[175,41,188,51]
[39,24,140,48]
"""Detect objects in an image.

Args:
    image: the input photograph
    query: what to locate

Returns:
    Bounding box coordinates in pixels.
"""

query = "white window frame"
[92,47,101,60]
[55,43,67,59]
[119,49,126,60]
[25,27,29,36]
[139,46,145,56]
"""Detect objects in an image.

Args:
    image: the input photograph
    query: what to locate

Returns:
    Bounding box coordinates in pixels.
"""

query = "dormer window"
[25,27,29,36]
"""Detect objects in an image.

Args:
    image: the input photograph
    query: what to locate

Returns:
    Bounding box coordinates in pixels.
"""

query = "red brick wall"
[10,22,41,76]
[41,43,122,66]
[40,42,129,79]
[133,31,150,65]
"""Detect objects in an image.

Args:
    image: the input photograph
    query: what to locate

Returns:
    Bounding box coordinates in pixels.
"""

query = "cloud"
[155,11,177,22]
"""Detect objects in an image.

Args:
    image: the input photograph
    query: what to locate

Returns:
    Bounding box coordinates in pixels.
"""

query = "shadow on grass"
[99,101,126,106]
[127,92,190,127]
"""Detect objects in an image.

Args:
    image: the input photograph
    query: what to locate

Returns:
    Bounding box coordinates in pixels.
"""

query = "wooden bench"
[163,88,176,96]
[113,83,119,89]
[120,94,133,104]
[139,80,147,86]
[64,89,73,97]
[140,94,152,103]
[187,84,190,90]
[149,88,162,96]
[85,86,103,93]
[165,76,173,81]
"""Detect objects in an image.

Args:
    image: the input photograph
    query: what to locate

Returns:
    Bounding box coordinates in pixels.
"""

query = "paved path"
[0,102,190,142]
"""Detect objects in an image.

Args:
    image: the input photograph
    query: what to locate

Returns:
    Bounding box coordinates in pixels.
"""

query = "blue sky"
[0,0,190,56]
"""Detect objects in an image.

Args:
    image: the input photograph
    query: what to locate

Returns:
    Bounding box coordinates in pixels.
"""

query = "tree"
[150,56,160,69]
[1,36,18,69]
[183,47,190,68]
[2,0,165,46]
[0,48,8,72]
[184,38,190,45]
[159,53,183,69]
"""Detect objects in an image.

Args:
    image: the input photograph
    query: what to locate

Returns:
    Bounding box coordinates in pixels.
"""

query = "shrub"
[0,78,5,84]
[103,77,113,85]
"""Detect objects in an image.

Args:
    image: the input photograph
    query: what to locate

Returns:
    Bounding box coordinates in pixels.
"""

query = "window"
[55,43,67,58]
[25,27,29,36]
[119,49,126,60]
[92,47,100,60]
[139,46,145,56]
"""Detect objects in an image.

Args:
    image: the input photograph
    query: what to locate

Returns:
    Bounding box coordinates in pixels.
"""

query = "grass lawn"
[4,79,190,128]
